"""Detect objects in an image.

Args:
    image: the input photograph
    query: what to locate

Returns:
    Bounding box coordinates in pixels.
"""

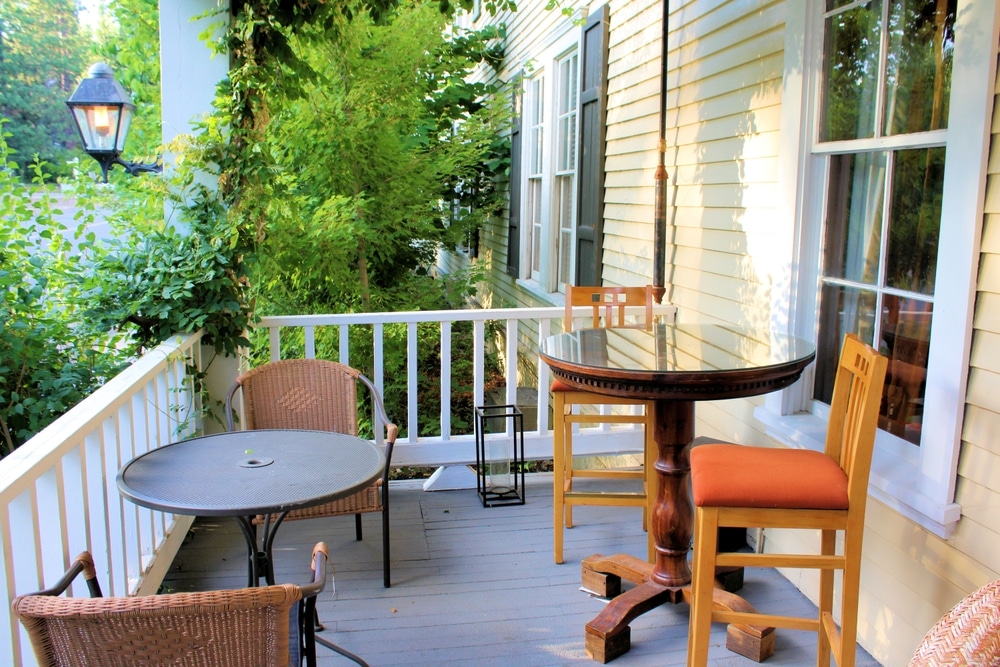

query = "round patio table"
[540,323,815,663]
[117,429,384,587]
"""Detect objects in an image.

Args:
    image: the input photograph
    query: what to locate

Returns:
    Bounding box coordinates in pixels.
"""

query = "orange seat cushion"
[550,379,573,392]
[691,443,849,510]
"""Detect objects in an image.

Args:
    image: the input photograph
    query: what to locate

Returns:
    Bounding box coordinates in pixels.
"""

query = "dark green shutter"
[575,4,609,287]
[506,82,523,277]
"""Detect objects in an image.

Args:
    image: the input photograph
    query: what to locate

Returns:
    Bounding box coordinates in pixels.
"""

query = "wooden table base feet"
[582,568,621,598]
[585,625,630,664]
[580,553,775,663]
[726,624,775,662]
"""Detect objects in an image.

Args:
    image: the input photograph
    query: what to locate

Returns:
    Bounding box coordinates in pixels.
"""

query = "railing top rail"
[260,304,676,327]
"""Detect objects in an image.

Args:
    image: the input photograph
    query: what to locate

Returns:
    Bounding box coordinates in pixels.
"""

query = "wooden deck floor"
[163,475,883,667]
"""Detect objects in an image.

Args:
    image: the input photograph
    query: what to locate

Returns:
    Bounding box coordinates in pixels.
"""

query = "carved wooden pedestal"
[578,402,775,664]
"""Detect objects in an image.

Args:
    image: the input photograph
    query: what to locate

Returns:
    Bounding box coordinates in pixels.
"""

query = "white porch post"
[159,1,237,434]
[159,0,228,154]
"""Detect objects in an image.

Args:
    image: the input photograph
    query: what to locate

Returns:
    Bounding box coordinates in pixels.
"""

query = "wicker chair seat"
[14,585,299,666]
[254,482,382,524]
[908,579,1000,666]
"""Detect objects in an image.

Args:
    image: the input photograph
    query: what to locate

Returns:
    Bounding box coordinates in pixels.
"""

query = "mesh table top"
[117,430,385,516]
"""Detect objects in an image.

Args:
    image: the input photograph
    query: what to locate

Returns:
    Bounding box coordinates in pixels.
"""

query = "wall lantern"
[66,63,162,183]
[474,404,525,507]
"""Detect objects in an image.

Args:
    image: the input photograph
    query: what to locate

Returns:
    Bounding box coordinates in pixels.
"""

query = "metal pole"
[652,0,670,305]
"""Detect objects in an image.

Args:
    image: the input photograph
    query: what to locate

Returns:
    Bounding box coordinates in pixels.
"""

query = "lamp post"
[66,63,162,183]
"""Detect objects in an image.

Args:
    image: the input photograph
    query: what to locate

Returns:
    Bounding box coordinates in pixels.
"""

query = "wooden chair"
[908,579,1000,666]
[686,333,888,667]
[11,543,339,667]
[553,284,656,564]
[226,359,398,588]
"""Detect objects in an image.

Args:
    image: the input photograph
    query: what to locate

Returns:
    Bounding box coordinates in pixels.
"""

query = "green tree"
[0,0,90,180]
[260,2,508,314]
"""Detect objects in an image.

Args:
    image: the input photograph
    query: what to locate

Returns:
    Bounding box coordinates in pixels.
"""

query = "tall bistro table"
[117,429,385,588]
[540,324,815,663]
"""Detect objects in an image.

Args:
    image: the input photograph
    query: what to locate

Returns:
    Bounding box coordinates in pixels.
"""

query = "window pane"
[529,180,542,274]
[823,152,887,284]
[883,0,955,136]
[556,175,574,285]
[885,147,944,295]
[821,1,883,141]
[879,294,931,444]
[814,284,878,404]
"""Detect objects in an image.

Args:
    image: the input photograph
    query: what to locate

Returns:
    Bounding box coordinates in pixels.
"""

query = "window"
[813,0,954,445]
[555,51,579,287]
[522,46,579,291]
[758,0,997,536]
[507,5,608,294]
[526,74,547,281]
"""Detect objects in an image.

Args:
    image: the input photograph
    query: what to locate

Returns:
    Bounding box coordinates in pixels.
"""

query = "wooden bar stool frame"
[553,284,656,564]
[687,333,888,667]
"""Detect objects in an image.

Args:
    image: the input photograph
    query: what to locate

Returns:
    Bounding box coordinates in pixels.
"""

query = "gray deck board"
[163,475,883,667]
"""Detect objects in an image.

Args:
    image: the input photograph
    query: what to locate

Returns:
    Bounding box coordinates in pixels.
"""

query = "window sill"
[515,278,562,305]
[753,406,961,539]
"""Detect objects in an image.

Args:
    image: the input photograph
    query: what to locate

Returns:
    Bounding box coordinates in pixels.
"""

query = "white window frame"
[525,73,547,282]
[515,25,582,295]
[755,0,999,538]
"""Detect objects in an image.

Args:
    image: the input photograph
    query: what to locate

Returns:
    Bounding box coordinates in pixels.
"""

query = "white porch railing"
[257,304,675,466]
[0,333,206,667]
[0,304,675,666]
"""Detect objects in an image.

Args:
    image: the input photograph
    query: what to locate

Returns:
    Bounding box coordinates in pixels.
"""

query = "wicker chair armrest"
[299,542,332,600]
[30,552,103,599]
[356,373,394,436]
[224,379,240,431]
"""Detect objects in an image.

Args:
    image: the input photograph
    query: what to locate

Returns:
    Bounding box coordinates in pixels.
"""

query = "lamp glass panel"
[73,105,122,152]
[115,107,133,152]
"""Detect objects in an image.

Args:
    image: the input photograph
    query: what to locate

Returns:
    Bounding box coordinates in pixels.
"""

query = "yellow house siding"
[603,0,666,288]
[664,0,785,327]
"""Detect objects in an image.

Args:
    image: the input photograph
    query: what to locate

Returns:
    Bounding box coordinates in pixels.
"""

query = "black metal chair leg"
[316,635,371,667]
[382,505,390,588]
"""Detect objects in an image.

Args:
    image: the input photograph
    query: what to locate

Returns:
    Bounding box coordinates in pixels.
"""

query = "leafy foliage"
[0,127,131,452]
[81,206,252,356]
[0,0,516,451]
[258,3,509,313]
[89,0,162,165]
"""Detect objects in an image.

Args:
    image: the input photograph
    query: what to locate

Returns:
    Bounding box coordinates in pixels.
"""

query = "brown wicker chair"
[908,579,1000,666]
[11,543,343,667]
[226,358,398,588]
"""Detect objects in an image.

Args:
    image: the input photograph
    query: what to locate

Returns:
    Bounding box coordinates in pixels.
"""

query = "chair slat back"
[233,358,360,435]
[564,285,654,332]
[824,334,888,501]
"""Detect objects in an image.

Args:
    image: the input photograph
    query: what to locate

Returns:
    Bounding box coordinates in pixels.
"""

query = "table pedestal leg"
[235,513,289,587]
[580,400,775,663]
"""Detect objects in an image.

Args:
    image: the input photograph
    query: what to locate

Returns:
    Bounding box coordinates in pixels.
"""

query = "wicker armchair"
[11,543,337,667]
[226,359,398,587]
[908,579,1000,666]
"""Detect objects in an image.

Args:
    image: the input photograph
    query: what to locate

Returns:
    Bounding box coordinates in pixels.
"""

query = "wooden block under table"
[582,568,622,598]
